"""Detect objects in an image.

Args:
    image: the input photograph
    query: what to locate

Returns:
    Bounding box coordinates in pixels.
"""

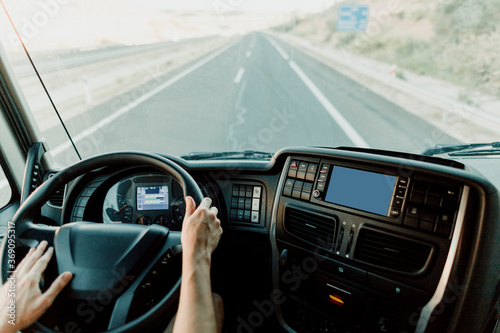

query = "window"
[0,165,12,209]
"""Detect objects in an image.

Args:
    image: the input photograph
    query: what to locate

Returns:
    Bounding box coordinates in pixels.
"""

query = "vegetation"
[279,0,500,97]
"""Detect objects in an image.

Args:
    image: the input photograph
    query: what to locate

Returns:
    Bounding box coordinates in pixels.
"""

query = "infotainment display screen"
[137,186,169,211]
[324,166,397,216]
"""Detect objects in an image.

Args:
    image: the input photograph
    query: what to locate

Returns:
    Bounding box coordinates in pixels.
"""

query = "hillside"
[276,0,500,99]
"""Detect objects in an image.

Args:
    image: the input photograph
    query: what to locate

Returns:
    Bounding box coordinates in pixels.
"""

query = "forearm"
[173,253,217,333]
[0,323,17,333]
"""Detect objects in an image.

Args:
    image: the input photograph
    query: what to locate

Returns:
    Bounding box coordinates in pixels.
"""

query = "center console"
[271,153,469,333]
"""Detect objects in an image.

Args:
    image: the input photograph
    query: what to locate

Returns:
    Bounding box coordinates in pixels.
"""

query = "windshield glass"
[1,0,498,165]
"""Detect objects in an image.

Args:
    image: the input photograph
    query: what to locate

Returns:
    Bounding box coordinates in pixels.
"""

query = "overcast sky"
[143,0,337,13]
[1,0,339,51]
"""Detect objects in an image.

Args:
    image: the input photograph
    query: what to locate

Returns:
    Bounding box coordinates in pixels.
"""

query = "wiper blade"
[422,142,500,156]
[180,150,274,161]
[449,148,500,156]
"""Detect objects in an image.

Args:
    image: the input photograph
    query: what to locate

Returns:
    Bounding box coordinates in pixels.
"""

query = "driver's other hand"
[0,241,72,333]
[181,197,222,261]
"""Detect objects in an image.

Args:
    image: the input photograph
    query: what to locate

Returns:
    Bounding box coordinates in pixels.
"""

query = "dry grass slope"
[276,0,500,98]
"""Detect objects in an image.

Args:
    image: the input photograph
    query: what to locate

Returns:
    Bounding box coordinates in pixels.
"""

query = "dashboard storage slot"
[313,275,366,321]
[354,228,432,274]
[284,207,337,249]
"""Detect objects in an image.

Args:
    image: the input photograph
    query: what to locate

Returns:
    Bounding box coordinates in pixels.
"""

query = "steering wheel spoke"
[108,234,182,330]
[15,221,59,248]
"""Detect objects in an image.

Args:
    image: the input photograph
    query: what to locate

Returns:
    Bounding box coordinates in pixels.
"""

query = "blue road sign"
[337,5,370,32]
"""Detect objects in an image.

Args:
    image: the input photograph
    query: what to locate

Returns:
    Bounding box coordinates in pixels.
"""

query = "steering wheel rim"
[0,152,203,332]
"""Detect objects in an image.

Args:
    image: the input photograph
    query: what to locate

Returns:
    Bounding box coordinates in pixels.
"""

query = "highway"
[43,32,459,163]
[12,36,223,77]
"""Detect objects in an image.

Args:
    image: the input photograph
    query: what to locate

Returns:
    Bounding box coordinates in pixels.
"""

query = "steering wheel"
[0,152,203,332]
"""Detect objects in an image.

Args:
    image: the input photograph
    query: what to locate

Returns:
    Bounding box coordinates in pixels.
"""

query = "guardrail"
[11,35,221,77]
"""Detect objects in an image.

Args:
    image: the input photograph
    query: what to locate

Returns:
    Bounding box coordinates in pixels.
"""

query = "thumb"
[184,196,196,219]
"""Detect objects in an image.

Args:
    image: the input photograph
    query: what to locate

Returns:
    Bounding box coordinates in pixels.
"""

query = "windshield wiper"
[180,150,274,161]
[449,148,500,156]
[422,142,500,156]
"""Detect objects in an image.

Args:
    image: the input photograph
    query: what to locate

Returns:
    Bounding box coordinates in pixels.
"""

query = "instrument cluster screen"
[137,186,169,211]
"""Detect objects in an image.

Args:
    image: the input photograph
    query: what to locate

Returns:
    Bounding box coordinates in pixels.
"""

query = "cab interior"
[0,2,499,333]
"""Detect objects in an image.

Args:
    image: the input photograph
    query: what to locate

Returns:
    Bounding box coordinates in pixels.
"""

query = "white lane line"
[227,80,248,150]
[234,67,245,84]
[51,40,240,157]
[265,35,369,147]
[246,50,252,58]
[265,36,289,60]
[289,61,369,147]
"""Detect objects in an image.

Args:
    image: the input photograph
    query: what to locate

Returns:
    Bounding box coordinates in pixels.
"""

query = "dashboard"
[50,147,499,333]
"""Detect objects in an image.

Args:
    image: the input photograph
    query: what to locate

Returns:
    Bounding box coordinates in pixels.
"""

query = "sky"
[143,0,337,13]
[0,0,338,51]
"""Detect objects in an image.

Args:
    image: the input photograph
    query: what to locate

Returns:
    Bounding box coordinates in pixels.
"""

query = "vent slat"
[284,207,336,248]
[355,229,431,273]
[287,217,333,235]
[357,248,426,268]
[360,240,427,258]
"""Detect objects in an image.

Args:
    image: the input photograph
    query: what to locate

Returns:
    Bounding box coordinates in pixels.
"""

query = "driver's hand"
[181,197,222,262]
[0,241,72,333]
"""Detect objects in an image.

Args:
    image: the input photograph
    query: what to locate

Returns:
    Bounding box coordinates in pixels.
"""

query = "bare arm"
[172,197,222,333]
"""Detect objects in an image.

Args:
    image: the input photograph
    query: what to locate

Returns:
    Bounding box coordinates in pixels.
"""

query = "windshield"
[0,0,498,165]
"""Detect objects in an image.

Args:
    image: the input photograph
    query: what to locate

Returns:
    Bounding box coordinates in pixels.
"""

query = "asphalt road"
[45,32,458,164]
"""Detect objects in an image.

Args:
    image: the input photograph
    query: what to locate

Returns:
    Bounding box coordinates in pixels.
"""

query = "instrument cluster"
[101,173,197,230]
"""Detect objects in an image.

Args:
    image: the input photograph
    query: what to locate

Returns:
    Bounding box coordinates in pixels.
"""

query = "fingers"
[30,247,54,278]
[15,247,35,273]
[18,241,48,277]
[209,205,218,217]
[198,197,212,210]
[187,197,219,221]
[184,196,196,219]
[198,198,220,221]
[39,272,72,310]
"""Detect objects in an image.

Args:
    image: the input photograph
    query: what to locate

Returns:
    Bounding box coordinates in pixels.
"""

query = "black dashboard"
[47,147,499,333]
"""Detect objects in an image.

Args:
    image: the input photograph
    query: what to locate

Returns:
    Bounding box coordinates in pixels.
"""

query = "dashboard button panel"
[230,184,262,223]
[283,159,319,202]
[404,180,460,237]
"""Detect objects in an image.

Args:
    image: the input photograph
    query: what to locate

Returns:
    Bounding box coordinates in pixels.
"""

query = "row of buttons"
[232,184,261,198]
[288,160,319,182]
[315,164,331,192]
[388,177,408,217]
[408,181,459,210]
[230,184,262,223]
[283,178,313,201]
[137,248,176,294]
[404,205,455,236]
[73,181,102,221]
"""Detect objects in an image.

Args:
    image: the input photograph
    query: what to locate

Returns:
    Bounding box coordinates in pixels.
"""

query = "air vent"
[284,207,337,249]
[48,187,65,207]
[355,228,432,274]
